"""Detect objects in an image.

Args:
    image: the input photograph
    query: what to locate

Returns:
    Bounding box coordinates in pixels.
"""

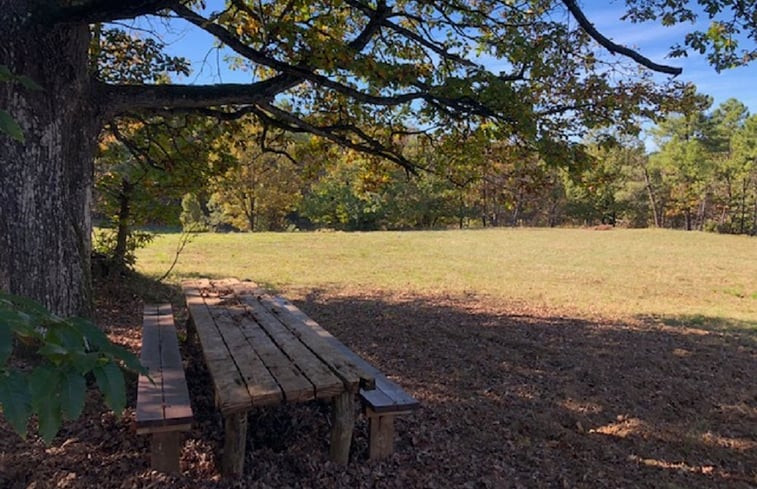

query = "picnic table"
[182,278,375,476]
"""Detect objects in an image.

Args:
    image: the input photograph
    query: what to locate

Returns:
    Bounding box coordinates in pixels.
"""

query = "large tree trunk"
[0,6,100,317]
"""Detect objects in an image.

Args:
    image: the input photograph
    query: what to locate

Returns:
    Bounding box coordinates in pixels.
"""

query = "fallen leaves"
[0,285,754,488]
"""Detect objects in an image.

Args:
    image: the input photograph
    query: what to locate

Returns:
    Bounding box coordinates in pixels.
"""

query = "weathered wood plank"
[158,308,193,426]
[183,283,252,415]
[229,280,264,297]
[136,309,164,429]
[256,295,372,391]
[210,277,242,297]
[238,295,343,400]
[261,295,419,412]
[207,303,283,407]
[359,386,395,412]
[360,377,421,413]
[222,304,314,404]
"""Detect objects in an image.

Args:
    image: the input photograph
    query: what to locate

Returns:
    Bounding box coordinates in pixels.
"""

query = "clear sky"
[584,0,756,112]
[126,1,756,120]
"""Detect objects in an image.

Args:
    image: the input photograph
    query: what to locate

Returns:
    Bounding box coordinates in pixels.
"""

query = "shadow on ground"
[636,313,756,338]
[0,283,754,488]
[291,290,756,488]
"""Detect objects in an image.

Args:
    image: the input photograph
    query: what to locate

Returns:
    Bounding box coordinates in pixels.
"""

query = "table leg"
[185,316,196,344]
[222,412,248,477]
[329,391,355,464]
[367,411,395,460]
[151,431,181,473]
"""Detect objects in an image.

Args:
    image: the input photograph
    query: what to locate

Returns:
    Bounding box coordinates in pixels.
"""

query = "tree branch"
[169,3,426,108]
[108,121,167,172]
[561,0,682,76]
[98,75,300,116]
[253,102,420,173]
[51,0,177,24]
[343,0,479,69]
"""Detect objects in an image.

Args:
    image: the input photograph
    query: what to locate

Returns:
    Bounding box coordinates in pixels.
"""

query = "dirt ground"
[1,279,755,489]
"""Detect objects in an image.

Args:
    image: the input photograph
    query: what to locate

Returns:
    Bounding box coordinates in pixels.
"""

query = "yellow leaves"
[235,16,262,38]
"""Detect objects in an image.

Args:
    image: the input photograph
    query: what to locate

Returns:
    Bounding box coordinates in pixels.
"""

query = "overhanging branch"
[253,102,420,173]
[170,3,427,108]
[98,74,301,116]
[562,0,682,76]
[51,0,177,24]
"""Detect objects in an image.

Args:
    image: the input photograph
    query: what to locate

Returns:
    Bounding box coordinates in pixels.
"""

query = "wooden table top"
[183,278,374,416]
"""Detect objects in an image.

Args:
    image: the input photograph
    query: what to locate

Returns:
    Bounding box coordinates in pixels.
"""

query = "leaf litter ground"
[0,284,754,488]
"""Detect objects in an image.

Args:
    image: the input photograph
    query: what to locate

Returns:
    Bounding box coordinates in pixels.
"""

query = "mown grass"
[135,228,757,326]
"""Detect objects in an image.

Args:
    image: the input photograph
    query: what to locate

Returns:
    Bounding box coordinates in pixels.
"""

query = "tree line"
[93,95,756,260]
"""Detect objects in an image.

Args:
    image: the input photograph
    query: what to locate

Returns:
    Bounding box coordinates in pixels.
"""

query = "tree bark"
[0,5,101,317]
[639,162,660,227]
[114,177,134,267]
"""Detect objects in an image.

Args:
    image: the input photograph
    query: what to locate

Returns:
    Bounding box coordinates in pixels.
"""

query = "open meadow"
[137,227,757,325]
[2,228,754,488]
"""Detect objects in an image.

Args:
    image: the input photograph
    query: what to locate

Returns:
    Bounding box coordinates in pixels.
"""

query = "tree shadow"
[63,276,756,488]
[288,290,756,488]
[636,314,756,339]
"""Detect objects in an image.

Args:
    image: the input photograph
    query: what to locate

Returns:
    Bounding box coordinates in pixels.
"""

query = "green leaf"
[36,393,62,444]
[0,309,34,337]
[93,362,125,416]
[49,324,87,350]
[37,342,69,363]
[68,317,110,351]
[0,325,11,365]
[29,366,62,444]
[69,351,100,374]
[0,65,11,82]
[0,110,24,143]
[0,371,31,438]
[16,75,42,91]
[108,342,147,375]
[60,370,86,421]
[1,292,58,325]
[0,65,41,90]
[29,366,61,411]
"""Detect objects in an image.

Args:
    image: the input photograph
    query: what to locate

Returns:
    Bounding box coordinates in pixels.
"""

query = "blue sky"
[583,0,756,113]
[127,1,755,121]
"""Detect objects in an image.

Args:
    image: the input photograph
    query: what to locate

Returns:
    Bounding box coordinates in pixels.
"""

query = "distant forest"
[95,96,756,253]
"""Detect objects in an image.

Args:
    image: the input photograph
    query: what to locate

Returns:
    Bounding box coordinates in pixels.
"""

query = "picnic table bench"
[182,278,419,477]
[135,304,193,473]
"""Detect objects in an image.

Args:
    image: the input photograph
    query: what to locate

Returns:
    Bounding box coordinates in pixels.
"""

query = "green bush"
[92,228,154,271]
[0,292,144,443]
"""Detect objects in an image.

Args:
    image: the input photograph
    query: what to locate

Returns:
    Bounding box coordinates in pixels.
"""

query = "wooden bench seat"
[264,294,420,460]
[136,304,193,473]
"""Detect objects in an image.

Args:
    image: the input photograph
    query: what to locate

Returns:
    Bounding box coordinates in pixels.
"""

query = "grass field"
[135,227,757,325]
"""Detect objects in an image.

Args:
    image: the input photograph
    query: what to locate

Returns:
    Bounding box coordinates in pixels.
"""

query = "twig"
[156,226,200,282]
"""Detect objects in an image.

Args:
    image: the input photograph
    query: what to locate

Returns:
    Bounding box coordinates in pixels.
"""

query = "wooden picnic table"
[182,278,375,477]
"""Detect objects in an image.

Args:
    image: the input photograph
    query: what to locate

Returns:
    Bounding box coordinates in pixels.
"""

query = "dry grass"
[136,228,757,327]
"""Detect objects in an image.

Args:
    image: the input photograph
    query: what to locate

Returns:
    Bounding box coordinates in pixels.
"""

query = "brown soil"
[1,279,755,488]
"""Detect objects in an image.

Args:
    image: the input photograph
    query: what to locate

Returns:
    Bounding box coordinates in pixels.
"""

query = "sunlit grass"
[136,228,757,325]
